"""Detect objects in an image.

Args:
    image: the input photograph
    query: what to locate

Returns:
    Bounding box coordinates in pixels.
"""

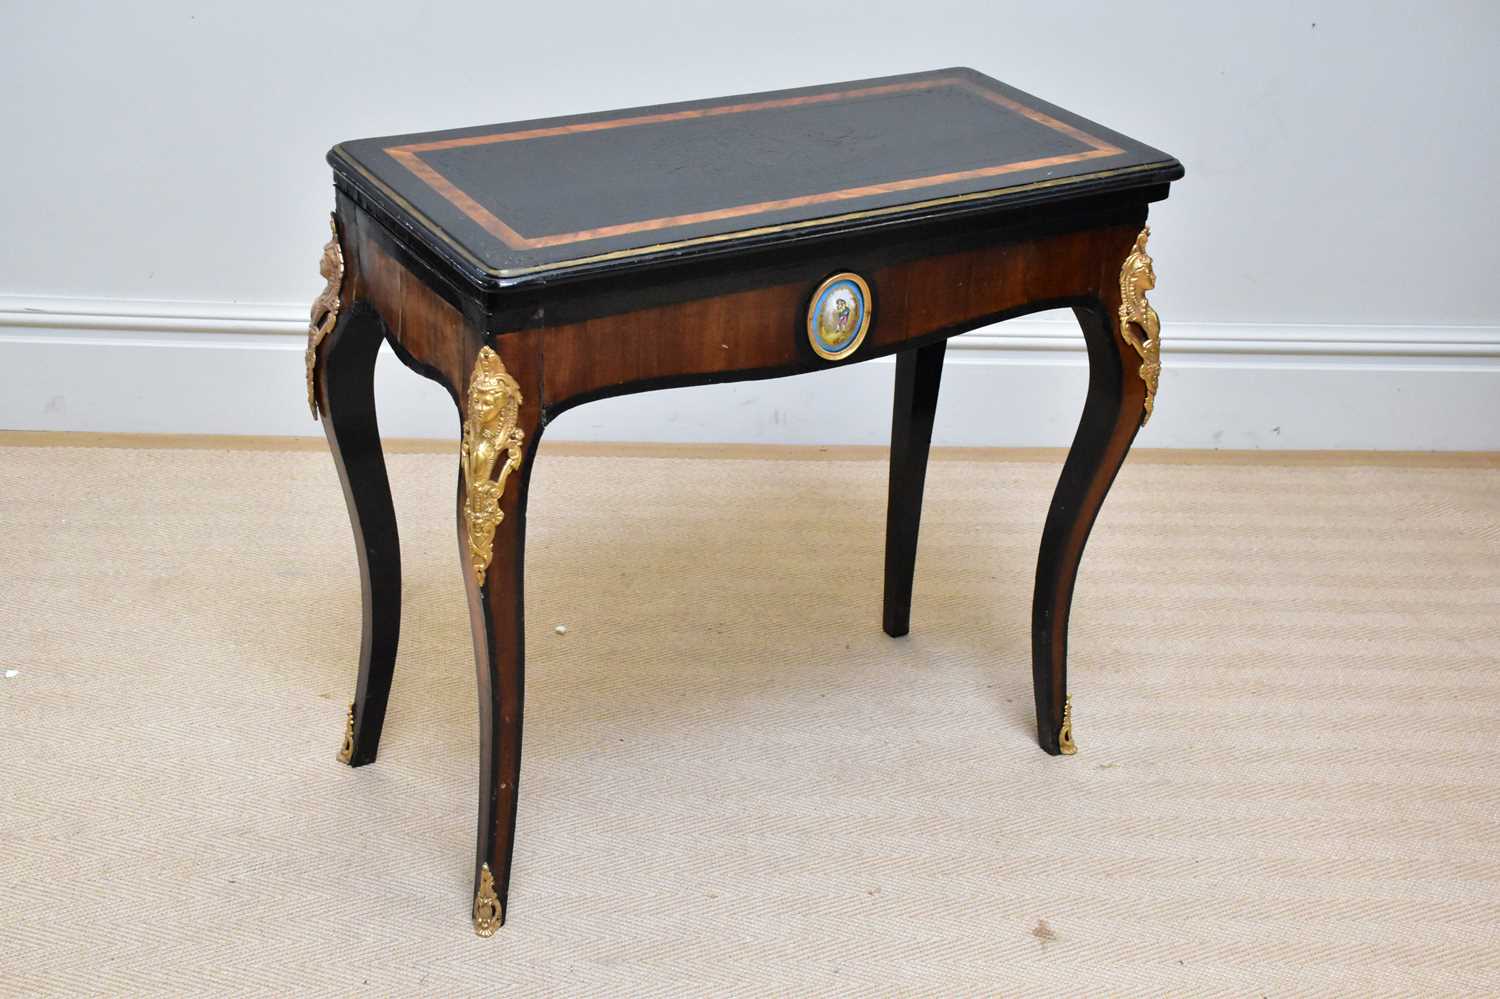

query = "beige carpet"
[2,440,1498,995]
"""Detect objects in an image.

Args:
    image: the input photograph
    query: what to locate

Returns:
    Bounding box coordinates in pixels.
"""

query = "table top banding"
[329,67,1182,288]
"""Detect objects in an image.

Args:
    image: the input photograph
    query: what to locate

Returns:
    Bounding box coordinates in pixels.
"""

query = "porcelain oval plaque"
[807,272,872,360]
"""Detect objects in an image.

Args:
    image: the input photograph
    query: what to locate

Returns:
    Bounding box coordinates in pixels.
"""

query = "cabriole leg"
[310,213,402,768]
[455,340,543,936]
[1031,228,1160,755]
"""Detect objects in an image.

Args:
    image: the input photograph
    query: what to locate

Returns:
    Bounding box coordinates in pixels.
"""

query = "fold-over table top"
[329,67,1181,289]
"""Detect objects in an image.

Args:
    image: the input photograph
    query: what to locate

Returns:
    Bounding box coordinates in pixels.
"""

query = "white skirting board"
[1,296,1497,450]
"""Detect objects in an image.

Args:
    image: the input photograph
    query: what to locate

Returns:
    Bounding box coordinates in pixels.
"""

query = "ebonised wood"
[883,340,946,638]
[317,299,401,767]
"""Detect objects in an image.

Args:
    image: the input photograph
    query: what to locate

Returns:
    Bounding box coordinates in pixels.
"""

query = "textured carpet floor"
[2,441,1498,995]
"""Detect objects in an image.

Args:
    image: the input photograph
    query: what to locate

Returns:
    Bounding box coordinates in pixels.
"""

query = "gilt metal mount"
[461,347,526,585]
[306,214,345,418]
[1117,227,1161,425]
[473,863,502,937]
[1058,695,1076,755]
[337,702,355,765]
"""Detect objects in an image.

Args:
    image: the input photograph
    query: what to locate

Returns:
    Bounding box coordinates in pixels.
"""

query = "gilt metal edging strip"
[332,150,1176,285]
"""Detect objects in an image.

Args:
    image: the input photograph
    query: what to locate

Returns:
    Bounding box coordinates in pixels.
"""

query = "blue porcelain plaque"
[807,273,872,360]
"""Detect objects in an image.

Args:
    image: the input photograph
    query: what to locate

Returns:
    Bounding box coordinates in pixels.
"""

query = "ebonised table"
[306,67,1183,935]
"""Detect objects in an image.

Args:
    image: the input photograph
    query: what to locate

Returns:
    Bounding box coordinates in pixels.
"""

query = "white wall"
[2,1,1497,448]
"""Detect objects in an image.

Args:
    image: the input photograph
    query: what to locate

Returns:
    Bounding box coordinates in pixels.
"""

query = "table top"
[329,67,1181,290]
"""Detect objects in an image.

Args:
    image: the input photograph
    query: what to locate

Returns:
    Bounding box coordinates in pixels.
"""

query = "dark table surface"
[329,67,1181,288]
